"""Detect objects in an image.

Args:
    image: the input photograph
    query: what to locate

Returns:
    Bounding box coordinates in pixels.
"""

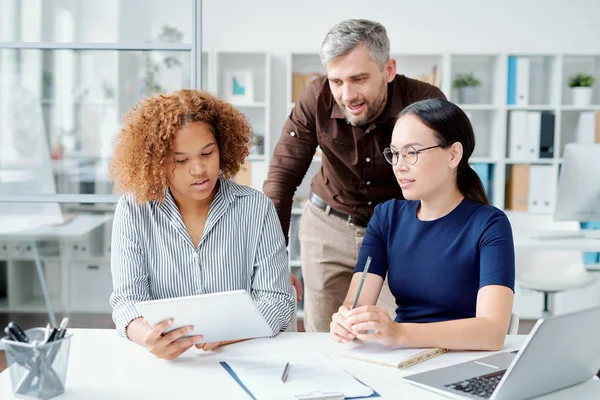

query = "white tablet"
[135,290,273,343]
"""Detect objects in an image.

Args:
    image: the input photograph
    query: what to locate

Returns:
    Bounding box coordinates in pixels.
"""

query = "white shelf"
[289,260,302,268]
[507,105,557,111]
[505,159,556,165]
[560,105,600,111]
[231,102,267,108]
[459,104,499,110]
[470,157,497,163]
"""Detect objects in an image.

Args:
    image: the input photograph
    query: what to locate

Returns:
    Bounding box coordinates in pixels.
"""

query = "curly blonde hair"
[109,89,252,203]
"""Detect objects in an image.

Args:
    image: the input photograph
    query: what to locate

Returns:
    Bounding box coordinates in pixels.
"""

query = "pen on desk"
[281,362,290,383]
[350,256,372,310]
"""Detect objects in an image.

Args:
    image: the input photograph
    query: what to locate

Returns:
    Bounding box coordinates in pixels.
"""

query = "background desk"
[1,330,599,399]
[0,214,113,332]
[513,229,600,252]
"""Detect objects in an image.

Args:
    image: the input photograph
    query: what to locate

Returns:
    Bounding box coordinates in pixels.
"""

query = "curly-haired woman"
[108,89,295,360]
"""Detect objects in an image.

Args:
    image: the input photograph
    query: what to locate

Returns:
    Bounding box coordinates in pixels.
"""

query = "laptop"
[403,306,600,399]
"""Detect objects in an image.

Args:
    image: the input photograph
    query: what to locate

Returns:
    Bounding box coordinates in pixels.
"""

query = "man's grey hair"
[320,19,390,70]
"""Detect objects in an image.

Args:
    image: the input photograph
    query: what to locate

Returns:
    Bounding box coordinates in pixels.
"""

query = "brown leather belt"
[308,192,369,228]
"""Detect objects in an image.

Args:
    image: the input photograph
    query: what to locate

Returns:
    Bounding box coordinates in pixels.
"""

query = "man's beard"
[342,80,388,127]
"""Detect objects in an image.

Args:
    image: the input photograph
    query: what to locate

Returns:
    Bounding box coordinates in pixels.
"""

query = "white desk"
[513,229,600,252]
[1,330,599,399]
[0,215,112,328]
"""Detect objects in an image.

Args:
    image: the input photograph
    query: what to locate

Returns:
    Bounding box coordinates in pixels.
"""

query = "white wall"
[202,0,600,54]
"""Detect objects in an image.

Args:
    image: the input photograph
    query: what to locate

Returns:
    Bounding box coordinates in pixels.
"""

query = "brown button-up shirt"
[263,74,446,240]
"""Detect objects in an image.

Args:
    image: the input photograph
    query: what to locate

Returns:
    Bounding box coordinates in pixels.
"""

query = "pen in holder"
[2,327,72,400]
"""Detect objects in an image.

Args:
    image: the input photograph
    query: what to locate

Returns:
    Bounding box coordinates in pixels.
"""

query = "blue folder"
[220,361,380,400]
[507,56,517,105]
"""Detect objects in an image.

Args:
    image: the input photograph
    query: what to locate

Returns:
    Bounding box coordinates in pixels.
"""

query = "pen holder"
[1,328,72,400]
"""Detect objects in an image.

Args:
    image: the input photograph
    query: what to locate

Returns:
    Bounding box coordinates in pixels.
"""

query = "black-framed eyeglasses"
[382,144,447,166]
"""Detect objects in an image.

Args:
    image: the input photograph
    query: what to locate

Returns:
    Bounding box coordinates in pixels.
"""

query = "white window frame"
[0,0,203,204]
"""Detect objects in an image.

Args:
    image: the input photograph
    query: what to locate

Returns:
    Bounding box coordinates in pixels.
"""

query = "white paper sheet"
[223,351,374,400]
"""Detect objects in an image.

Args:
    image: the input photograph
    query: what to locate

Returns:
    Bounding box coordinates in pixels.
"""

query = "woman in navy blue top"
[330,98,515,351]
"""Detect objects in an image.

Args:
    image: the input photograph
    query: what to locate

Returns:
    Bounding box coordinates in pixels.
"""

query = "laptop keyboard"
[445,370,506,399]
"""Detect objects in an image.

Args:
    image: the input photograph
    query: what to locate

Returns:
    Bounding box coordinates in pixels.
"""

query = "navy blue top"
[355,197,515,323]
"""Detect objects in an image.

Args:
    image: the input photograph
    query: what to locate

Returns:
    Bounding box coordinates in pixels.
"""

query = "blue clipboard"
[220,361,380,400]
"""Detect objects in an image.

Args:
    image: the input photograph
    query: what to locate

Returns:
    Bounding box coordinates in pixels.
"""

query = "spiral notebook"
[341,342,448,369]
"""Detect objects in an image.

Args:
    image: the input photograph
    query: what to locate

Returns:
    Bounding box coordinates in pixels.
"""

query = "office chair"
[509,213,598,318]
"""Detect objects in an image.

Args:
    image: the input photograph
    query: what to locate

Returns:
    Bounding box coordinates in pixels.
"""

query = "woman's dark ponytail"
[398,98,491,206]
[457,163,490,206]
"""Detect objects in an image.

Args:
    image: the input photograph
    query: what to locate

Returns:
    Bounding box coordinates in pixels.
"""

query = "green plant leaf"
[453,72,482,88]
[569,73,596,87]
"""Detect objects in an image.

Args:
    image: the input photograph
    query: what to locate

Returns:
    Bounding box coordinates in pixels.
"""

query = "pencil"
[351,256,372,310]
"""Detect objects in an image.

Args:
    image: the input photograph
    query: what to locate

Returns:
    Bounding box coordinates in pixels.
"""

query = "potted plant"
[453,72,482,104]
[569,73,596,106]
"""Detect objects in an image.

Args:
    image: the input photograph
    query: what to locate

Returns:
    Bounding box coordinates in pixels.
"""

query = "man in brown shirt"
[264,19,446,332]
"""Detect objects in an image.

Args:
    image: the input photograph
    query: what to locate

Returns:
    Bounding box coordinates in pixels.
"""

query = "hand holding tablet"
[135,290,273,345]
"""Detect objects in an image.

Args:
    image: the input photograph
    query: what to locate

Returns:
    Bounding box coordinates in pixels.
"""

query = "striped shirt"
[109,177,295,338]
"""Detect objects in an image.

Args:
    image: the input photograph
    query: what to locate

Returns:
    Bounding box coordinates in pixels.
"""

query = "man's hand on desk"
[132,318,204,360]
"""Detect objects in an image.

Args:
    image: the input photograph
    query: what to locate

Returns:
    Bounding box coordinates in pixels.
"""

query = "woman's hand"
[346,305,402,346]
[329,305,357,343]
[142,319,204,360]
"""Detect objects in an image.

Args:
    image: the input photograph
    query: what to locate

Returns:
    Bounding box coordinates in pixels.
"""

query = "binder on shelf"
[525,112,542,160]
[515,58,530,106]
[576,111,598,144]
[507,56,517,105]
[508,111,528,159]
[471,163,493,200]
[528,165,556,213]
[506,164,529,211]
[539,112,555,158]
[506,56,530,105]
[292,72,321,103]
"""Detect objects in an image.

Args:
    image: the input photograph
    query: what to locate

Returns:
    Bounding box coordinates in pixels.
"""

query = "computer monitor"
[554,143,600,222]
